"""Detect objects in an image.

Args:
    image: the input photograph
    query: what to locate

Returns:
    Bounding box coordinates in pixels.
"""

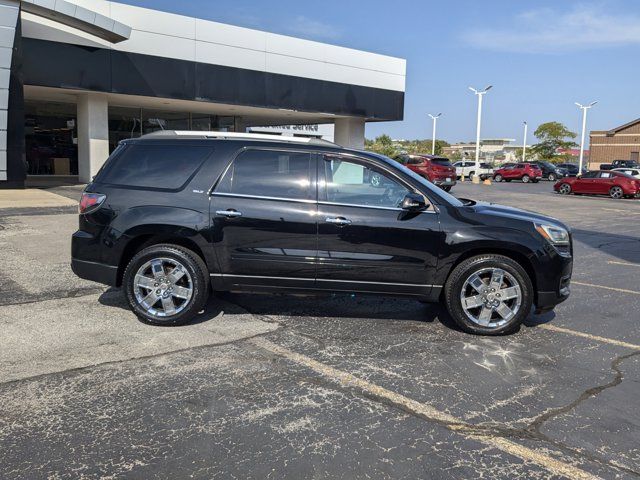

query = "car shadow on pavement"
[572,228,640,264]
[98,288,233,327]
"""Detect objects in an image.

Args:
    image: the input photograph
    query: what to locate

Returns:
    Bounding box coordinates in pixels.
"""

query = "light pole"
[469,85,492,183]
[575,101,597,174]
[522,121,528,162]
[428,113,442,155]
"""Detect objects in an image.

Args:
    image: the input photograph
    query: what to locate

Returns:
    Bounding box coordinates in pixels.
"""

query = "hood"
[467,201,569,230]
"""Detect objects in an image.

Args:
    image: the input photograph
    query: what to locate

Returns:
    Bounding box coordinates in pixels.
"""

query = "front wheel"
[522,175,530,183]
[610,186,624,199]
[123,244,210,326]
[494,174,503,182]
[558,183,571,195]
[444,255,533,335]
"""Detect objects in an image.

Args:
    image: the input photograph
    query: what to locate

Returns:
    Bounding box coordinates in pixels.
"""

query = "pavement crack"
[526,350,640,436]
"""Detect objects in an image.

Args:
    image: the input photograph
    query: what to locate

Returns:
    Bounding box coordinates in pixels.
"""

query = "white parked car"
[612,167,640,179]
[452,161,494,180]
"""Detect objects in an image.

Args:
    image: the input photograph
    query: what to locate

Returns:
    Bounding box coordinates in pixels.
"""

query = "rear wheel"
[522,175,530,183]
[610,185,624,199]
[444,255,533,335]
[494,174,503,182]
[123,244,210,326]
[558,183,572,195]
[548,173,557,182]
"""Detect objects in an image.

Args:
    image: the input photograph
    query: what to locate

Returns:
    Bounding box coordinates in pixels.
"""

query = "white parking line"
[250,337,599,480]
[572,281,640,296]
[607,260,640,268]
[539,324,640,350]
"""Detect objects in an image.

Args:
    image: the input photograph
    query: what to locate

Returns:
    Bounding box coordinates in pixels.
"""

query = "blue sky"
[121,0,640,144]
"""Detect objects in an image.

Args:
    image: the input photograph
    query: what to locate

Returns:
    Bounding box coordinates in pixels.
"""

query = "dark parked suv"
[72,131,573,335]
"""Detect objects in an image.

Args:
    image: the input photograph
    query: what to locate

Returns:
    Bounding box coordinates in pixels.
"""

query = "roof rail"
[142,130,339,146]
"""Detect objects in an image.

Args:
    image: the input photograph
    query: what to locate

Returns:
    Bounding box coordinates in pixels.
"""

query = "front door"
[209,148,318,289]
[572,171,600,193]
[316,154,441,296]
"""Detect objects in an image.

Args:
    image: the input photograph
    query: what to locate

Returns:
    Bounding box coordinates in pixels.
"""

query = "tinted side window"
[216,149,312,200]
[581,171,599,178]
[322,155,410,208]
[98,144,212,189]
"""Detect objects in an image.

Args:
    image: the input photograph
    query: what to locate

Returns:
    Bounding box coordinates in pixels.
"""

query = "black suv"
[72,132,573,335]
[531,161,566,181]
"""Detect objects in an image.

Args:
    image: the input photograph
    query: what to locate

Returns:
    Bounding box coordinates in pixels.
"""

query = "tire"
[494,174,503,182]
[558,183,571,195]
[444,254,533,335]
[548,173,557,182]
[123,244,210,326]
[522,175,530,183]
[610,186,624,199]
[441,185,452,192]
[469,171,475,179]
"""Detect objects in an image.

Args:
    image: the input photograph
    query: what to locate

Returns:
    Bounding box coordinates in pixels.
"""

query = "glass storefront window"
[109,106,142,152]
[25,101,78,176]
[142,110,190,135]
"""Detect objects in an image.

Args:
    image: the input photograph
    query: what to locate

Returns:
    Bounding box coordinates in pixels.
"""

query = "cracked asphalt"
[1,181,639,479]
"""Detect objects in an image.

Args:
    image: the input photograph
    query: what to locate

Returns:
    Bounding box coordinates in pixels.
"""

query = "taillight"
[79,192,106,214]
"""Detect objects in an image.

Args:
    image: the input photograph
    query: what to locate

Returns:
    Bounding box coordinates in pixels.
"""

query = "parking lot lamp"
[575,101,597,174]
[428,113,442,155]
[522,121,528,162]
[469,85,492,183]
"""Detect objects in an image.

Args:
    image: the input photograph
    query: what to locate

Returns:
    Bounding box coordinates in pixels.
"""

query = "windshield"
[366,152,465,207]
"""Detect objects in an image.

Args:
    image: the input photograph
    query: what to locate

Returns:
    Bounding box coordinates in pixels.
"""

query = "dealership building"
[589,118,640,169]
[0,0,406,187]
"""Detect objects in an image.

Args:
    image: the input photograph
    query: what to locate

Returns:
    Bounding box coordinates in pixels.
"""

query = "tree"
[531,122,578,160]
[511,147,536,161]
[364,134,400,158]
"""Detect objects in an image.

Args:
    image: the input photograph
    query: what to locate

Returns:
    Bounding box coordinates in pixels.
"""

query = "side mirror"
[401,192,427,211]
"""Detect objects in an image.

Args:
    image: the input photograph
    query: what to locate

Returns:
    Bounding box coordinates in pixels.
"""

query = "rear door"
[316,153,440,296]
[209,147,318,289]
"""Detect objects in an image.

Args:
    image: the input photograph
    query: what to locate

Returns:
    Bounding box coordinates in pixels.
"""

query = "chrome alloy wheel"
[460,268,522,328]
[133,257,193,318]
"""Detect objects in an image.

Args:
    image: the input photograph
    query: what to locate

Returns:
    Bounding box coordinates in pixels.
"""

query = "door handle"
[216,209,242,218]
[325,217,352,226]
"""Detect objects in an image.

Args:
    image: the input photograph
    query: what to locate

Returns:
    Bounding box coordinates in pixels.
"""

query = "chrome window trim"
[211,192,317,204]
[210,273,441,288]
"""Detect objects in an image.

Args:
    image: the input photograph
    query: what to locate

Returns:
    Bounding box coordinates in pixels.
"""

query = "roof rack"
[142,130,339,146]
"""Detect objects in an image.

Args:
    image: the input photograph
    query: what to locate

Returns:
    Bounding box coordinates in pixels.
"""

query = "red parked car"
[398,154,457,191]
[554,170,640,199]
[493,163,543,183]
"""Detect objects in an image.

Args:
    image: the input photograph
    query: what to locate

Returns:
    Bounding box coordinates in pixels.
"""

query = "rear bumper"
[71,229,118,286]
[432,178,457,187]
[71,258,118,286]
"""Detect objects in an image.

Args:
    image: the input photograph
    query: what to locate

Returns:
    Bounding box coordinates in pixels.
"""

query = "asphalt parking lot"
[1,181,640,479]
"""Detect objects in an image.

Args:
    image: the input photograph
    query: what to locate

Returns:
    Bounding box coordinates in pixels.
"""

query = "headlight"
[535,223,570,245]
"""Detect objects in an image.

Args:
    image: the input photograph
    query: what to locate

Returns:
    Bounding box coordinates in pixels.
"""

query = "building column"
[0,0,25,188]
[334,118,365,149]
[77,93,109,183]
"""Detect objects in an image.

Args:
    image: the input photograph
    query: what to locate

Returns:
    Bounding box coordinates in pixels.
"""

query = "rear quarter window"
[97,143,213,190]
[430,158,452,166]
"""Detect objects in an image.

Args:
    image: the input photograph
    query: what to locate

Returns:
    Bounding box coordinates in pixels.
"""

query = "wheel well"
[444,248,538,303]
[116,234,207,287]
